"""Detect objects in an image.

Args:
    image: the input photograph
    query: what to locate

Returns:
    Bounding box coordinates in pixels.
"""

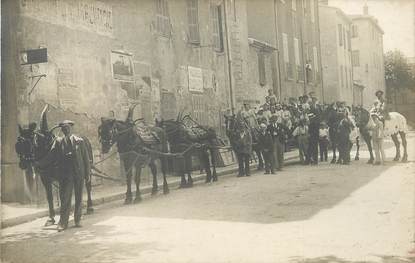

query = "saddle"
[135,123,160,145]
[181,115,211,141]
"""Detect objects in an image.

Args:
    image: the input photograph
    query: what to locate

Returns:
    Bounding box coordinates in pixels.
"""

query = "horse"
[224,114,253,176]
[157,113,223,187]
[353,107,408,163]
[323,104,361,163]
[15,105,94,227]
[98,104,169,204]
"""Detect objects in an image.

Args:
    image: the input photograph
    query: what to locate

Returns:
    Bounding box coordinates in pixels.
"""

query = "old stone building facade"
[349,5,386,108]
[2,0,322,203]
[319,4,353,104]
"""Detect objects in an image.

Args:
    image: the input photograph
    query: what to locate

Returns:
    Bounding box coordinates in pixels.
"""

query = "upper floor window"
[310,0,315,23]
[292,0,296,11]
[187,0,200,44]
[258,52,266,86]
[352,50,360,67]
[211,3,224,52]
[351,25,358,38]
[156,0,170,37]
[338,24,343,46]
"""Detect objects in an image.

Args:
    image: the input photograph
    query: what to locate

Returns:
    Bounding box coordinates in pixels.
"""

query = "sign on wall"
[188,66,203,93]
[111,51,134,82]
[20,0,113,36]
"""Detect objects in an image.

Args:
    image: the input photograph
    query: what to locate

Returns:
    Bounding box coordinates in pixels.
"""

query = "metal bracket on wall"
[28,74,46,96]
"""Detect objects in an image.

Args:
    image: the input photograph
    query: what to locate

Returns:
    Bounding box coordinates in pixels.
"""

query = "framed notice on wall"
[188,66,203,93]
[111,51,134,82]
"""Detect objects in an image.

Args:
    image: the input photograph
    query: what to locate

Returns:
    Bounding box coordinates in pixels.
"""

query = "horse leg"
[161,157,169,194]
[149,160,158,195]
[391,134,401,161]
[354,137,360,161]
[178,156,187,188]
[40,174,55,226]
[186,153,194,187]
[134,164,142,203]
[85,178,94,214]
[202,150,212,183]
[124,158,133,204]
[400,131,408,162]
[211,149,218,182]
[331,143,337,164]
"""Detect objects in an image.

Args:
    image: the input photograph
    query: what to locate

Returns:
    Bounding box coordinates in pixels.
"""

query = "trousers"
[262,150,275,173]
[237,153,250,176]
[59,173,84,227]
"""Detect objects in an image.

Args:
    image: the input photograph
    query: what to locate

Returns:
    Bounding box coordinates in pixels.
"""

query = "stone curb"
[1,156,299,229]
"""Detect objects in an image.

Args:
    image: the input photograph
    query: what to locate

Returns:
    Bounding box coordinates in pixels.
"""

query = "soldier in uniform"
[56,120,91,231]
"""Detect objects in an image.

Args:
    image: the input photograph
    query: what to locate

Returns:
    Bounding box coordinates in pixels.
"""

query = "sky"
[329,0,415,58]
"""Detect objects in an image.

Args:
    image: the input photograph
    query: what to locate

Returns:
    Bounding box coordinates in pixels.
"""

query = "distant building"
[319,3,353,104]
[349,4,386,108]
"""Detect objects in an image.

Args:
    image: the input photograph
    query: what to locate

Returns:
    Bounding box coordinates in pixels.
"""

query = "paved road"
[1,133,415,263]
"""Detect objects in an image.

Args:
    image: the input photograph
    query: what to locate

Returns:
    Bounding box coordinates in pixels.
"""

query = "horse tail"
[82,136,94,164]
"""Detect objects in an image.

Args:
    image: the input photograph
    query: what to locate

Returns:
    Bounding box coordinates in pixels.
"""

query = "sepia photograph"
[1,0,414,262]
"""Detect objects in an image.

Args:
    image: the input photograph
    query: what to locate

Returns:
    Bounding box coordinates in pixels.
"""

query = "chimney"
[363,3,369,15]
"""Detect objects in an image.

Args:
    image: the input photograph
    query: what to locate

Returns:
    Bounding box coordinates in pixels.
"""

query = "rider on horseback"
[371,90,389,121]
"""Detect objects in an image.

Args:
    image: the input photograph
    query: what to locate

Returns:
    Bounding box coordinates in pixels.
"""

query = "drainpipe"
[274,0,283,100]
[223,0,235,115]
[315,0,324,103]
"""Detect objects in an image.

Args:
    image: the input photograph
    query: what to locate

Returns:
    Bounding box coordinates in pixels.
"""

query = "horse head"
[353,106,370,129]
[15,105,57,170]
[98,117,118,154]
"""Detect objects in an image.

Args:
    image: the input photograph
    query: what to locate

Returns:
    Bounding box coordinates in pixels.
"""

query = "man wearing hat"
[56,120,91,231]
[371,90,388,120]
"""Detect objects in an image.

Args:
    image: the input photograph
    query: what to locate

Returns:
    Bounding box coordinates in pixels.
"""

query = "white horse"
[354,108,409,163]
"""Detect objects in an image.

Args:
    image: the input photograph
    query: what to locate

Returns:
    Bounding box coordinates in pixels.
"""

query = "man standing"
[57,120,91,231]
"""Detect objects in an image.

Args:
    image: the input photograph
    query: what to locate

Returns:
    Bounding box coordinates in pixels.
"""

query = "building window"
[187,0,200,44]
[156,0,170,37]
[345,67,348,89]
[282,33,293,79]
[310,0,315,23]
[352,25,358,38]
[340,65,344,88]
[313,46,318,80]
[338,24,343,46]
[258,52,266,86]
[211,3,224,52]
[347,30,351,51]
[294,37,303,80]
[292,0,296,11]
[352,50,360,67]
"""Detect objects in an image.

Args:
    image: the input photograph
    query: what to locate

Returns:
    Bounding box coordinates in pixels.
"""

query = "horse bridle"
[99,120,136,147]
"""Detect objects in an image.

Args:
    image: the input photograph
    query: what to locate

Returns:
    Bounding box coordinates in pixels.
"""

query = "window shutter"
[258,52,266,86]
[338,24,343,46]
[187,0,200,44]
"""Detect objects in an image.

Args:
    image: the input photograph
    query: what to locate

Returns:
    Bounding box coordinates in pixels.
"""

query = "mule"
[15,105,94,227]
[98,105,169,204]
[157,113,223,187]
[354,107,408,163]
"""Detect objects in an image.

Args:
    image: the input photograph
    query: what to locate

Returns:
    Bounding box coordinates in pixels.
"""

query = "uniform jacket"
[57,135,91,180]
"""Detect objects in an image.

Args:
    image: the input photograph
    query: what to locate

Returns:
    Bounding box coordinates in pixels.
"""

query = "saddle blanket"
[135,124,160,145]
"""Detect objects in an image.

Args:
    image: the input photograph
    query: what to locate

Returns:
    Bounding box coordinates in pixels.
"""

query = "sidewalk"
[1,151,299,228]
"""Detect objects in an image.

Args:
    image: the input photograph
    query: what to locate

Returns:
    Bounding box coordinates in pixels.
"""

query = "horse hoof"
[179,183,187,189]
[187,181,194,188]
[205,177,212,183]
[401,156,408,163]
[213,176,218,182]
[367,159,374,164]
[86,207,94,214]
[151,189,158,196]
[134,196,142,203]
[163,187,170,195]
[355,157,360,161]
[44,218,55,227]
[393,157,400,162]
[330,159,336,164]
[124,198,132,205]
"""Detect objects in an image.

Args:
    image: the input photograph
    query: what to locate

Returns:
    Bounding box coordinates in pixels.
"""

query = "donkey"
[98,104,169,204]
[15,105,94,227]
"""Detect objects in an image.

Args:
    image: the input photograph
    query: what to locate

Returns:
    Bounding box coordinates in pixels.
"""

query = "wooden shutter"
[187,0,200,44]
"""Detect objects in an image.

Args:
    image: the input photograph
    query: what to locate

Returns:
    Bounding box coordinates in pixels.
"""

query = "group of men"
[235,89,363,173]
[36,120,91,232]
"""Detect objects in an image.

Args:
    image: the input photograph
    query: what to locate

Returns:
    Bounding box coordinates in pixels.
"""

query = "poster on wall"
[111,51,134,82]
[188,66,203,93]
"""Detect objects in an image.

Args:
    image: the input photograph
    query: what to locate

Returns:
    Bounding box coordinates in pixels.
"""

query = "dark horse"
[98,104,169,204]
[224,114,253,176]
[324,104,360,163]
[15,105,94,226]
[353,106,408,163]
[157,113,223,187]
